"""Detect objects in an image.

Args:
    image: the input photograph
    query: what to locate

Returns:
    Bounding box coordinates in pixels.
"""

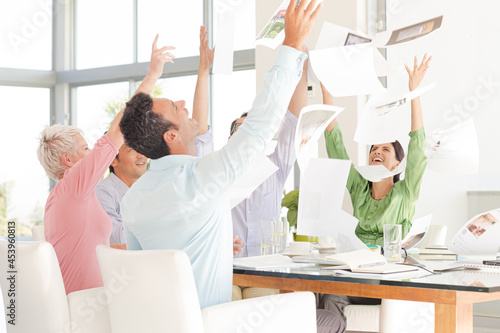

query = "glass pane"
[212,70,256,150]
[76,0,133,69]
[0,87,50,236]
[137,0,203,62]
[76,82,130,147]
[213,0,256,51]
[0,0,52,70]
[155,75,198,116]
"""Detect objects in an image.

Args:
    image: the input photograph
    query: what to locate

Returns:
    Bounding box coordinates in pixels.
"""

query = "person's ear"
[111,157,119,169]
[61,154,73,168]
[163,129,180,144]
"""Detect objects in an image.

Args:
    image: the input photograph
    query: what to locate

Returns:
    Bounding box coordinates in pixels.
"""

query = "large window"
[138,0,203,62]
[76,0,134,69]
[76,82,130,146]
[0,87,50,235]
[0,0,52,70]
[0,0,256,237]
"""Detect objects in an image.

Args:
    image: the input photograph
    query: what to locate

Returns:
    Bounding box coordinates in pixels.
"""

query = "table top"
[234,263,500,293]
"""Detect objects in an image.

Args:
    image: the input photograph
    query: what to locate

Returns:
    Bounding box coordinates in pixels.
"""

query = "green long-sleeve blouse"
[325,124,427,245]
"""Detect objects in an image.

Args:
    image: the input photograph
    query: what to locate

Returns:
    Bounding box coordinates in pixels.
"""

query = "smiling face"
[112,144,147,186]
[369,143,400,171]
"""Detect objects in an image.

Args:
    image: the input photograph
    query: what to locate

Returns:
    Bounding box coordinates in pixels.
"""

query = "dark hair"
[229,112,248,135]
[119,93,177,159]
[370,140,405,183]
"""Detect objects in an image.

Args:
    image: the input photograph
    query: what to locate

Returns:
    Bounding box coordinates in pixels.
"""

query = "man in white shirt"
[119,0,321,309]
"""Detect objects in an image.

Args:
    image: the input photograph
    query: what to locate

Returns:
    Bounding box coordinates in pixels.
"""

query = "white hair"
[37,125,83,181]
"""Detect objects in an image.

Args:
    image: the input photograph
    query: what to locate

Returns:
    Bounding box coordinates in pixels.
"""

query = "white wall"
[385,0,500,243]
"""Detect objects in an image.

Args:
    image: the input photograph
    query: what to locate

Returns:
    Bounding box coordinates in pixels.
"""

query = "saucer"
[280,252,313,257]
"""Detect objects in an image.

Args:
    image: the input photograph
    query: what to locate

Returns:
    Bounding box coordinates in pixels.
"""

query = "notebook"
[233,254,313,270]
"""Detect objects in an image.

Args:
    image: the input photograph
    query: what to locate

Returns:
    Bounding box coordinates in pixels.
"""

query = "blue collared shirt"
[95,172,129,244]
[121,46,307,309]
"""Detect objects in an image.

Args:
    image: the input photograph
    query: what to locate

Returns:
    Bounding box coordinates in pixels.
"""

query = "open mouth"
[372,157,383,164]
[136,161,146,166]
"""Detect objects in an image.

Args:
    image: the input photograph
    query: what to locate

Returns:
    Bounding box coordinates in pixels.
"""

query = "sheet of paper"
[354,92,408,145]
[295,104,344,171]
[373,82,436,116]
[427,117,479,174]
[296,158,365,253]
[226,155,278,208]
[354,157,406,183]
[213,12,235,75]
[309,46,386,97]
[448,209,500,256]
[315,21,371,50]
[256,0,323,49]
[401,214,433,249]
[372,15,443,48]
[373,48,399,77]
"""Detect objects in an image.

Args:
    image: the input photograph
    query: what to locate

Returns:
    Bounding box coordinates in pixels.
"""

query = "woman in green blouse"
[318,55,432,324]
[323,54,432,245]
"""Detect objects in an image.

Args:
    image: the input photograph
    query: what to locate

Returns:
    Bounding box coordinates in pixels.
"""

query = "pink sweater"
[44,135,117,294]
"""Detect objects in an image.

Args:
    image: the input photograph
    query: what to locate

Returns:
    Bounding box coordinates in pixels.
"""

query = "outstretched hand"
[149,34,176,79]
[283,0,322,50]
[405,54,432,91]
[199,25,214,72]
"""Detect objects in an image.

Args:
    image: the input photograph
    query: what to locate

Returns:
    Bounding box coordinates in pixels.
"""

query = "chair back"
[0,241,71,333]
[96,246,204,333]
[417,224,448,248]
[31,225,45,241]
[67,287,112,333]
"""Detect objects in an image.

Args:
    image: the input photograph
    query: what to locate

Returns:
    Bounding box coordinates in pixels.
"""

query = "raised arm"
[321,83,337,132]
[107,35,175,148]
[288,53,308,118]
[405,54,432,133]
[193,25,214,135]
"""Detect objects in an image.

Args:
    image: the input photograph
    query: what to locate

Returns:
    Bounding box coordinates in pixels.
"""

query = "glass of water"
[260,220,277,255]
[383,224,402,262]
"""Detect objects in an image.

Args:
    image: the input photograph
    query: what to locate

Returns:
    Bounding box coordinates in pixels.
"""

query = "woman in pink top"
[37,36,174,294]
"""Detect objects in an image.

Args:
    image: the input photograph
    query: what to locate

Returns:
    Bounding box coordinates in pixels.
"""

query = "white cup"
[318,237,336,248]
[289,241,312,254]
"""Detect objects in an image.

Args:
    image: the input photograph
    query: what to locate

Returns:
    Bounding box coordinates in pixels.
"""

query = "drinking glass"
[260,220,276,255]
[383,224,402,262]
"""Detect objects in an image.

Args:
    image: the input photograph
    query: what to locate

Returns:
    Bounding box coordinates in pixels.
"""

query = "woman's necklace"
[370,188,387,201]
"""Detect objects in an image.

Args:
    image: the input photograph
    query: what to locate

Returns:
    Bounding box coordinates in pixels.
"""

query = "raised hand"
[283,0,322,50]
[405,54,432,91]
[149,34,176,79]
[199,25,214,72]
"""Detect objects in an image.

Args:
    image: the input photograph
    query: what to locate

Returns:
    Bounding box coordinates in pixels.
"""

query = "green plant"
[281,190,299,228]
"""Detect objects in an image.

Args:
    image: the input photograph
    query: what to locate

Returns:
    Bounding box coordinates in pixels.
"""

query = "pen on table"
[358,261,386,268]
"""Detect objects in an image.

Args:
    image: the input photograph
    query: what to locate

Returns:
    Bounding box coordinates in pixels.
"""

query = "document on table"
[295,104,344,171]
[233,254,312,269]
[449,209,500,257]
[372,15,443,48]
[354,157,406,183]
[427,117,479,174]
[309,46,386,97]
[226,155,278,208]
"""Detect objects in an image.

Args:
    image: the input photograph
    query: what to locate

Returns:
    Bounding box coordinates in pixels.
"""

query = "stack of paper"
[233,254,312,270]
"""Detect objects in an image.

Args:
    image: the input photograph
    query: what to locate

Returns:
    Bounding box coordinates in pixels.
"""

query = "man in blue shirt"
[119,0,321,309]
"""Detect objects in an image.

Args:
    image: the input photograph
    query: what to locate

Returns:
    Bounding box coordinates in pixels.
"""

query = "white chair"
[0,241,111,333]
[31,225,45,241]
[96,245,317,333]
